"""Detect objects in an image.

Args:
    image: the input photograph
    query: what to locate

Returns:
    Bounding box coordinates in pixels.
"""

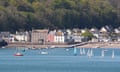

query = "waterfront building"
[99,26,111,42]
[15,31,29,42]
[8,34,15,43]
[114,28,120,41]
[91,38,99,42]
[114,28,120,34]
[66,29,72,35]
[31,29,48,44]
[54,30,65,43]
[71,35,84,43]
[90,28,99,38]
[81,29,86,33]
[0,32,10,42]
[70,29,84,43]
[47,31,55,43]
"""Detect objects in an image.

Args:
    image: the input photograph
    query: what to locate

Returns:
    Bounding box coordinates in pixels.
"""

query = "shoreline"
[4,42,120,49]
[76,42,120,48]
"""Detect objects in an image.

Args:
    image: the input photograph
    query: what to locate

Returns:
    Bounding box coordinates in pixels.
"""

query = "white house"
[72,35,84,42]
[117,37,120,41]
[15,35,28,41]
[66,29,72,35]
[114,28,120,34]
[9,34,15,42]
[100,27,108,33]
[15,31,29,41]
[54,31,65,43]
[99,26,111,42]
[90,28,99,38]
[81,29,86,33]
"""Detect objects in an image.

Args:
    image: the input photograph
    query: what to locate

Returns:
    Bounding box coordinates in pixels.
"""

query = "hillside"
[0,0,119,32]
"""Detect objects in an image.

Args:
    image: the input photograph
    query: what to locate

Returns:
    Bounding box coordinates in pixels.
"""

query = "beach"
[5,42,120,48]
[76,42,120,48]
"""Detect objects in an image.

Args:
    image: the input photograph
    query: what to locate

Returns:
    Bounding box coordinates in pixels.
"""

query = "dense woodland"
[0,0,120,32]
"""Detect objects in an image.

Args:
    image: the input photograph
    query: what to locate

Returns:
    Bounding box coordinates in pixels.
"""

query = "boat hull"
[14,53,24,56]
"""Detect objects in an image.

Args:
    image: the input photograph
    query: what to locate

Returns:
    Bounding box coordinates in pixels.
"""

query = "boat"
[87,49,93,57]
[50,45,55,48]
[41,51,48,55]
[80,48,86,56]
[112,50,115,58]
[1,46,5,48]
[14,47,24,56]
[101,50,104,57]
[22,48,26,52]
[14,52,24,56]
[87,49,90,56]
[66,48,69,51]
[74,48,77,56]
[90,49,93,57]
[80,48,83,55]
[82,48,86,55]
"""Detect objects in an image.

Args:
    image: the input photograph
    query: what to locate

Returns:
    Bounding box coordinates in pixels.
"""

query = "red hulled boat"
[14,52,24,56]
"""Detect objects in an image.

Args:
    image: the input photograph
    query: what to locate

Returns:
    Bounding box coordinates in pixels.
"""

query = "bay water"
[0,48,120,72]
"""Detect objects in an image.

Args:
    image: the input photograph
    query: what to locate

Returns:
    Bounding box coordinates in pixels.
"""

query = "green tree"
[0,0,119,32]
[81,30,94,41]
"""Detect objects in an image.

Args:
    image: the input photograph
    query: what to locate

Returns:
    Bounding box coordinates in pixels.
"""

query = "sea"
[0,47,120,72]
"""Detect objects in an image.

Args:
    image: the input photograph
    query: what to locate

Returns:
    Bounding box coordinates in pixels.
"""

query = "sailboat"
[41,51,48,55]
[82,48,86,55]
[21,47,26,52]
[87,49,89,56]
[14,47,24,56]
[90,49,93,57]
[87,49,91,57]
[101,50,104,58]
[66,48,69,51]
[14,52,24,56]
[80,48,83,55]
[74,48,77,56]
[112,50,115,58]
[87,49,93,58]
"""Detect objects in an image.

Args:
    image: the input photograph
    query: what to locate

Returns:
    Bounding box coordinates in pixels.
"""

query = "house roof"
[114,28,120,33]
[48,31,55,35]
[81,29,86,33]
[55,32,64,36]
[100,27,108,32]
[32,29,48,33]
[0,32,10,37]
[90,28,98,32]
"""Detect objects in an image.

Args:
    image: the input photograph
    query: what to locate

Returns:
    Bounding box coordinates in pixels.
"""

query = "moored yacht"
[41,51,48,55]
[74,48,77,56]
[112,50,115,58]
[14,52,24,56]
[101,50,104,58]
[14,47,24,56]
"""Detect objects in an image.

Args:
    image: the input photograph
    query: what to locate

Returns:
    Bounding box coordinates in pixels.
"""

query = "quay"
[6,42,87,48]
[5,42,120,48]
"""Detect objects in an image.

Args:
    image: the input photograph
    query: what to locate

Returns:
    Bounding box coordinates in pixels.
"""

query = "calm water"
[0,48,120,72]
